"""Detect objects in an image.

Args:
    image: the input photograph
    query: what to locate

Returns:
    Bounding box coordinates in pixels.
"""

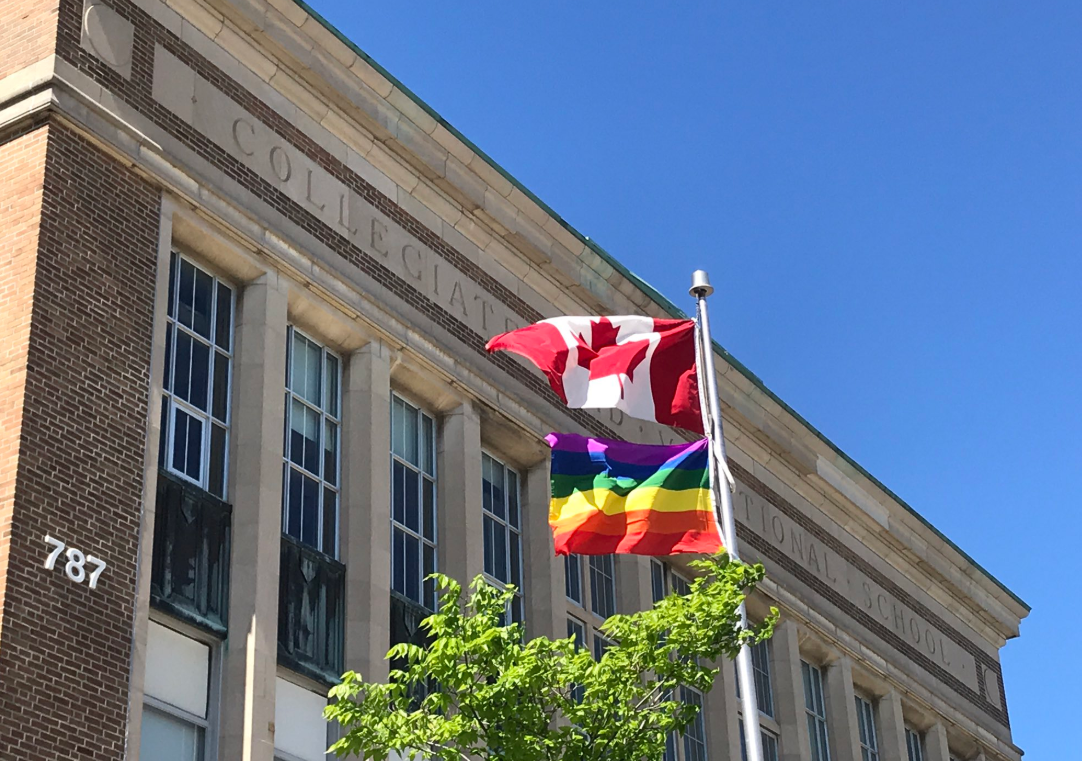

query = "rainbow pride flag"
[546,433,724,556]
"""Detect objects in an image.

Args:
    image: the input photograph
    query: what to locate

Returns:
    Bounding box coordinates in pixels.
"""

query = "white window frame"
[160,251,234,498]
[481,452,524,625]
[390,393,437,609]
[588,554,616,619]
[739,718,781,761]
[566,616,587,703]
[565,553,583,605]
[802,660,831,761]
[855,695,879,761]
[680,685,708,761]
[282,326,341,558]
[592,629,615,661]
[651,559,692,603]
[141,614,221,761]
[905,727,924,761]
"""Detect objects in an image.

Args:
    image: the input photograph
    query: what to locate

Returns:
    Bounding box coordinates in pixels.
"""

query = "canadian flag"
[486,316,703,433]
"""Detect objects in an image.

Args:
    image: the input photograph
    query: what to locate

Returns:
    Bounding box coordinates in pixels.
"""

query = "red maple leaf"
[572,317,652,395]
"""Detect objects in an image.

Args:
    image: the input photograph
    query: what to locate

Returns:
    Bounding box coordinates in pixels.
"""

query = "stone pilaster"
[438,400,483,586]
[771,619,812,761]
[823,656,862,761]
[704,645,742,761]
[219,273,289,761]
[923,723,952,761]
[877,690,909,761]
[615,555,652,614]
[125,196,178,760]
[522,460,562,640]
[341,340,393,682]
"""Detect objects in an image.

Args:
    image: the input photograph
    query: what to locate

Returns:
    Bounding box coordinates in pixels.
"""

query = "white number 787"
[44,535,108,589]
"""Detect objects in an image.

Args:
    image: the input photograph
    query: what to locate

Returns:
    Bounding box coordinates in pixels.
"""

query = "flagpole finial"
[690,270,714,298]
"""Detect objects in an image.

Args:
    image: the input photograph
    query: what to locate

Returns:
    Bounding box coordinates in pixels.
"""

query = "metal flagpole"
[690,270,765,761]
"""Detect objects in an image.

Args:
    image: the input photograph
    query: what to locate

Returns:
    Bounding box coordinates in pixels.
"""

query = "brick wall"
[0,120,49,654]
[0,119,161,761]
[0,0,59,80]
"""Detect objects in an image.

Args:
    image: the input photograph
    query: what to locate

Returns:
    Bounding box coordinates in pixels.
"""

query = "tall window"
[160,252,234,498]
[652,559,692,603]
[391,395,437,609]
[566,617,586,703]
[802,661,830,761]
[740,719,781,761]
[589,554,616,619]
[680,686,708,761]
[855,696,879,761]
[565,554,582,605]
[735,640,774,717]
[653,561,711,761]
[282,327,340,557]
[592,630,614,661]
[905,728,924,761]
[141,621,214,761]
[482,453,524,624]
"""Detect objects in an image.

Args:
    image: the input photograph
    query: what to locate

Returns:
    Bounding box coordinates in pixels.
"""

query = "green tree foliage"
[325,553,776,761]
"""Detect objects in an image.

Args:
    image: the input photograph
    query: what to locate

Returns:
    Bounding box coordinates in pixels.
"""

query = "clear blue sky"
[308,2,1076,757]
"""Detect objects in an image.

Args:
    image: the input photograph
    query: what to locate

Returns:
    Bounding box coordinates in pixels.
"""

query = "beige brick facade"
[0,2,1027,761]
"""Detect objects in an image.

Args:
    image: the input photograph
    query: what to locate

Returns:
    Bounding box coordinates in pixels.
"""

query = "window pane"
[173,409,202,481]
[392,397,405,458]
[322,488,337,557]
[212,351,229,422]
[490,463,505,520]
[762,731,779,761]
[422,415,434,475]
[188,339,210,413]
[423,543,435,610]
[393,460,405,525]
[300,474,319,548]
[509,533,521,588]
[209,424,226,498]
[304,339,322,406]
[178,259,196,330]
[287,468,303,538]
[158,397,169,469]
[289,399,306,469]
[404,468,419,533]
[324,420,338,486]
[482,458,493,516]
[494,522,508,583]
[651,561,665,604]
[565,554,581,603]
[172,331,192,401]
[392,528,406,596]
[483,515,495,577]
[214,282,232,350]
[405,534,420,603]
[507,471,519,528]
[290,332,305,397]
[140,704,204,761]
[325,354,339,418]
[192,266,214,339]
[167,252,178,320]
[163,324,174,393]
[807,714,821,761]
[422,479,435,541]
[403,405,419,465]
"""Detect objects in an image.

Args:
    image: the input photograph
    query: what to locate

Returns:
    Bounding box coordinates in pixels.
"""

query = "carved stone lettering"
[738,485,976,690]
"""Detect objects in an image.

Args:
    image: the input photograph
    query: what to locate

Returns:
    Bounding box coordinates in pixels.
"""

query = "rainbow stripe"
[546,433,723,556]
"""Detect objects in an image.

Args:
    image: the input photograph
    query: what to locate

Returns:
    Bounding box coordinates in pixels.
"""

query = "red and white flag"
[486,316,703,433]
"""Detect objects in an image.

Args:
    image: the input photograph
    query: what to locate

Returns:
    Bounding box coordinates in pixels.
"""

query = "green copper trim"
[289,0,1028,613]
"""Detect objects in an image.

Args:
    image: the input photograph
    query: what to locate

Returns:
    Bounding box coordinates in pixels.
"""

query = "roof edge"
[290,0,1029,614]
